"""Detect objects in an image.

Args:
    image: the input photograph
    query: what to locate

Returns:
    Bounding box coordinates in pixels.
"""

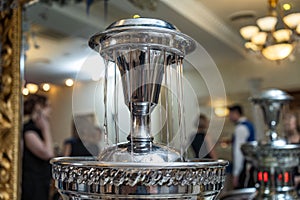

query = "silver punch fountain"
[51,18,228,199]
[244,89,300,199]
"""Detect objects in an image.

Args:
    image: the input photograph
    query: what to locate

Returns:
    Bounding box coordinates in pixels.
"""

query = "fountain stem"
[128,102,153,153]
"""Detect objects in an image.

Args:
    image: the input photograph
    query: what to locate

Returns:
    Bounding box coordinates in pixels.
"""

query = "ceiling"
[24,0,300,94]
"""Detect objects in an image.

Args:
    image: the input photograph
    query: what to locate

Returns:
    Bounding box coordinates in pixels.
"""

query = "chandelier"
[239,0,300,61]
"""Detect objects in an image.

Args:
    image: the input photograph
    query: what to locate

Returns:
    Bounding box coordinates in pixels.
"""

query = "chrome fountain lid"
[250,88,293,102]
[105,18,179,30]
[89,17,196,60]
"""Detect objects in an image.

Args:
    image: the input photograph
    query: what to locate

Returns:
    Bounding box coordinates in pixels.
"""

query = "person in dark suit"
[63,122,100,157]
[190,114,217,159]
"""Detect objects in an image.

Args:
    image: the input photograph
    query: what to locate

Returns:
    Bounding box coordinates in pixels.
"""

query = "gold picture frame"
[0,1,33,199]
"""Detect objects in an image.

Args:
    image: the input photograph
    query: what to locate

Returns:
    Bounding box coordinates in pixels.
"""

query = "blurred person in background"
[63,122,92,157]
[63,122,101,157]
[228,104,256,189]
[22,94,54,200]
[284,112,300,144]
[190,114,217,159]
[283,112,300,193]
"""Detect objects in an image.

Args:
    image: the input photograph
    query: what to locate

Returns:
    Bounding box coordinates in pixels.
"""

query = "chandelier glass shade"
[239,0,300,61]
[262,43,294,60]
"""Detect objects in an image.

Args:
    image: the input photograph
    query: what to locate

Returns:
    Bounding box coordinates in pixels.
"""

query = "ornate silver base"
[242,141,300,200]
[51,157,228,199]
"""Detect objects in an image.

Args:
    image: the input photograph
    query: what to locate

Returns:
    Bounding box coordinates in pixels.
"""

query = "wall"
[46,85,73,154]
[47,80,106,153]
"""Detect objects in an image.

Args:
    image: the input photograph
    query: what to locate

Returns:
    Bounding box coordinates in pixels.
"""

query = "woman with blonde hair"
[284,112,300,144]
[283,112,300,191]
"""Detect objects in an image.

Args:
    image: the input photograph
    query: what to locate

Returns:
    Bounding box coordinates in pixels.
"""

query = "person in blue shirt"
[228,104,255,189]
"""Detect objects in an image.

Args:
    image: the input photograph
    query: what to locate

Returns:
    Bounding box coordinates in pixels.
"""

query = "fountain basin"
[51,157,228,199]
[242,141,300,168]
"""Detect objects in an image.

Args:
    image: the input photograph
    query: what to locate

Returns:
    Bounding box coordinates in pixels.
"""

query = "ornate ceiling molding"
[161,0,248,58]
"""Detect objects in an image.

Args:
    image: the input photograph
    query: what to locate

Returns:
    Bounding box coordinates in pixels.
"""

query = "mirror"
[22,0,210,158]
[22,1,172,157]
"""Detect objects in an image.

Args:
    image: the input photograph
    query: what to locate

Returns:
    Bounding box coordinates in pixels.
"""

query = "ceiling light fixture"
[22,88,29,96]
[26,83,39,94]
[42,83,51,92]
[239,0,300,61]
[214,107,229,117]
[65,79,74,87]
